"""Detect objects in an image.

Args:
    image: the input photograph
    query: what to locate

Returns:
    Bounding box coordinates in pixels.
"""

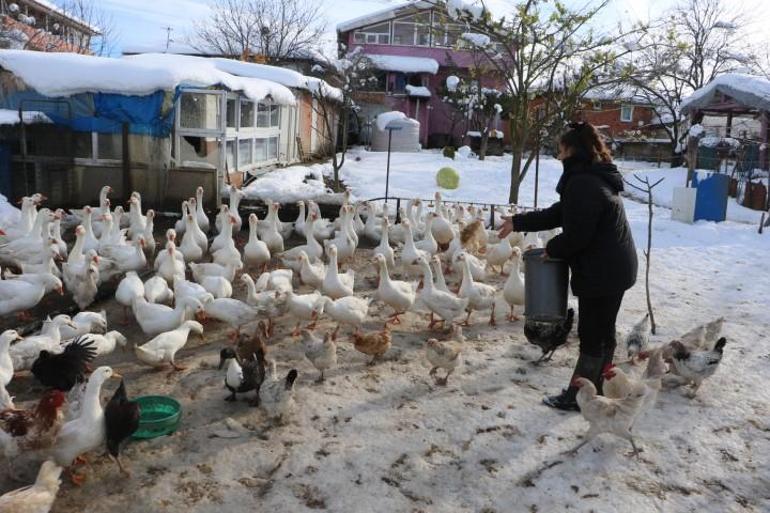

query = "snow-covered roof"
[28,0,101,34]
[582,84,649,103]
[680,73,770,114]
[375,111,420,130]
[0,108,52,126]
[0,50,300,105]
[336,1,434,32]
[365,54,439,74]
[406,85,431,98]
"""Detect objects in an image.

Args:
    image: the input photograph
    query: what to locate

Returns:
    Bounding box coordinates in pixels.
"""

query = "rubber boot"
[597,341,617,395]
[542,353,605,411]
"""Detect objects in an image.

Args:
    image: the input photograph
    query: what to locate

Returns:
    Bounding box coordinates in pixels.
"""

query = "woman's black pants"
[577,292,625,361]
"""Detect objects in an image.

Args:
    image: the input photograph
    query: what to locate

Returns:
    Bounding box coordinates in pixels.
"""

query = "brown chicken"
[236,321,269,362]
[351,324,391,365]
[0,390,66,455]
[460,219,487,254]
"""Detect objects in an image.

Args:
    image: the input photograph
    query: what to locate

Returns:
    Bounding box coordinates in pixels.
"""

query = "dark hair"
[560,122,612,163]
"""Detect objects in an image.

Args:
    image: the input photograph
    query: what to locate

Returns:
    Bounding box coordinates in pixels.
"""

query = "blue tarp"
[0,89,175,137]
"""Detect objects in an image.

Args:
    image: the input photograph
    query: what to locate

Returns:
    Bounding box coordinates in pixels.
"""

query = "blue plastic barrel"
[692,172,729,222]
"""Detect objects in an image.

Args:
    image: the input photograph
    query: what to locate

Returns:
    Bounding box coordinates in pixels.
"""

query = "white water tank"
[371,111,421,152]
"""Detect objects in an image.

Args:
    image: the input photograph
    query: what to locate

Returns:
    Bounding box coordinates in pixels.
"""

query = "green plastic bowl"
[131,396,182,440]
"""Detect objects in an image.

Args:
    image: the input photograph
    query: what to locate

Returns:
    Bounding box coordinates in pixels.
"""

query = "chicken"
[259,362,298,423]
[667,337,727,397]
[425,325,463,386]
[301,330,337,382]
[351,325,392,365]
[218,344,266,406]
[677,317,725,350]
[31,337,97,392]
[524,308,575,362]
[459,219,487,254]
[235,321,269,363]
[625,313,650,358]
[104,379,141,476]
[570,377,646,456]
[0,389,66,456]
[0,460,62,513]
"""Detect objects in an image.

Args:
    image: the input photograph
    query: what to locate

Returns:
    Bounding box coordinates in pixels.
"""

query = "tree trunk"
[509,147,523,204]
[478,131,489,161]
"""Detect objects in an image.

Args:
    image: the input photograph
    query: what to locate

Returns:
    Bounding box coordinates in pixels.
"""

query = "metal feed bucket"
[523,248,569,322]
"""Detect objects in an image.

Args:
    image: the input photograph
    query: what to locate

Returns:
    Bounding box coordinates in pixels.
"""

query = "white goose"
[52,366,117,482]
[141,209,156,255]
[173,276,211,304]
[186,198,209,253]
[79,206,101,253]
[174,199,191,235]
[65,330,127,357]
[20,238,61,277]
[452,250,486,281]
[374,253,416,323]
[127,192,147,239]
[217,187,245,233]
[281,213,324,264]
[322,245,354,299]
[156,242,185,283]
[362,202,383,242]
[259,201,285,254]
[9,315,74,371]
[212,222,243,268]
[294,200,309,238]
[179,208,205,262]
[69,254,100,310]
[134,321,203,370]
[298,250,325,289]
[199,275,233,298]
[244,213,271,271]
[502,247,525,321]
[486,234,514,274]
[400,219,428,277]
[373,217,395,270]
[457,253,497,326]
[59,310,108,339]
[431,192,455,245]
[201,295,261,336]
[415,212,439,256]
[144,275,175,304]
[0,330,22,386]
[115,271,144,322]
[432,255,451,293]
[194,186,210,233]
[0,271,62,319]
[3,195,39,240]
[415,256,468,330]
[286,291,325,336]
[97,211,128,251]
[210,205,232,253]
[320,295,371,340]
[132,296,205,336]
[101,236,147,273]
[190,260,242,283]
[154,230,183,271]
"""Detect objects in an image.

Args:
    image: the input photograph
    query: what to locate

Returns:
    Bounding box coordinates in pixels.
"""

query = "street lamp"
[384,120,404,202]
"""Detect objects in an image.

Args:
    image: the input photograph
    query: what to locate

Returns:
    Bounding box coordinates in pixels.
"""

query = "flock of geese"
[0,183,726,512]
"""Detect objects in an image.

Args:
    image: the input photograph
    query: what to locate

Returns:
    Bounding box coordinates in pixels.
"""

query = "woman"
[498,122,638,411]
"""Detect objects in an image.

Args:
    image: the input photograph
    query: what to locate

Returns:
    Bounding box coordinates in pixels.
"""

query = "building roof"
[25,0,101,34]
[0,50,309,105]
[680,73,770,115]
[365,54,439,74]
[336,1,434,33]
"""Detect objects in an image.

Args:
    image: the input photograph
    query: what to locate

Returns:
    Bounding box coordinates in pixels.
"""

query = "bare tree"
[189,0,326,64]
[625,175,665,335]
[620,0,756,166]
[309,47,375,190]
[0,0,114,55]
[425,0,644,203]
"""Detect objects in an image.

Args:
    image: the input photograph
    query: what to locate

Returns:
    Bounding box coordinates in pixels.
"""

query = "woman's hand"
[498,216,514,239]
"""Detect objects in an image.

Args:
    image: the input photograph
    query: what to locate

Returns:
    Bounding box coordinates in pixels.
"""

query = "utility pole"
[163,26,174,53]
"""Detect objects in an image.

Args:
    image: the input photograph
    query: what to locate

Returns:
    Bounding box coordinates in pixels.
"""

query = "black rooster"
[524,308,575,363]
[105,379,141,475]
[31,336,97,391]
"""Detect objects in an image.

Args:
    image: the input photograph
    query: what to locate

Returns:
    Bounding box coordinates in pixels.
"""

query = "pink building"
[337,1,509,148]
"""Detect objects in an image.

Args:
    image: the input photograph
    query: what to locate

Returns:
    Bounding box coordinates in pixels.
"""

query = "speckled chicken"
[524,308,575,362]
[425,325,463,385]
[0,390,66,457]
[259,362,298,422]
[625,313,650,358]
[667,337,727,397]
[351,324,392,365]
[301,330,337,382]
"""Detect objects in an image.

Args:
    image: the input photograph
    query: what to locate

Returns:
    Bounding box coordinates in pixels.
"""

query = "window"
[254,138,267,161]
[353,22,390,45]
[180,92,221,129]
[226,99,237,128]
[360,70,387,92]
[592,100,602,111]
[431,14,463,47]
[620,104,634,122]
[226,139,236,170]
[240,100,255,128]
[392,13,431,46]
[268,137,279,160]
[238,139,252,166]
[97,133,122,160]
[73,132,93,159]
[179,136,220,168]
[270,104,280,127]
[257,103,270,128]
[390,73,424,95]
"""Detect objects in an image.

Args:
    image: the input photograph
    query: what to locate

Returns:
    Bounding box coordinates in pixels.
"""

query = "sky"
[94,0,769,57]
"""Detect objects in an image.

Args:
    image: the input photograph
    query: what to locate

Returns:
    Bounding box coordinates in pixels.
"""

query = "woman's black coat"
[512,156,638,298]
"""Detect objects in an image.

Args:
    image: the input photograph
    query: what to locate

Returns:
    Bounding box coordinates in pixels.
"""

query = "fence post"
[395,197,401,224]
[489,203,495,228]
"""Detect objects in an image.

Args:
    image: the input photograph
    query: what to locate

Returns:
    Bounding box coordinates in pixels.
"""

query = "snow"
[242,163,333,203]
[405,85,431,98]
[0,193,21,230]
[689,123,705,138]
[375,111,413,130]
[212,58,341,100]
[447,0,485,20]
[446,75,460,92]
[336,1,435,32]
[0,108,51,125]
[364,54,439,74]
[0,50,296,105]
[699,136,740,149]
[680,73,770,114]
[467,130,503,139]
[460,32,491,47]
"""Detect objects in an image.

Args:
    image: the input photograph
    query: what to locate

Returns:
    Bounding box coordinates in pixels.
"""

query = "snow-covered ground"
[241,163,339,203]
